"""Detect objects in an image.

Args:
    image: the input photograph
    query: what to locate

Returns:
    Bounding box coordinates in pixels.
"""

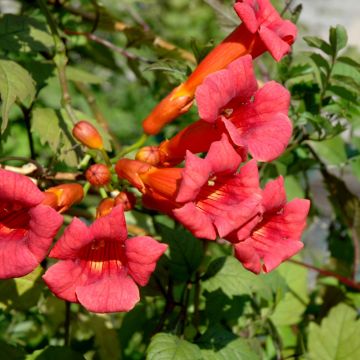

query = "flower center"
[0,201,30,236]
[79,239,127,275]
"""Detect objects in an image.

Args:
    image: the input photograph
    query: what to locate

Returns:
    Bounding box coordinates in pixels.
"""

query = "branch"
[289,259,360,291]
[55,2,196,64]
[64,29,152,64]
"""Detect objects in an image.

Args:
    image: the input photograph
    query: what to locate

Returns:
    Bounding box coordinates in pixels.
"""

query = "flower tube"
[142,0,297,135]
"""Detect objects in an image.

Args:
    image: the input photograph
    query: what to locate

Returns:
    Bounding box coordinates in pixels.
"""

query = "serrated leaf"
[157,223,203,281]
[329,25,348,55]
[202,257,265,298]
[270,261,308,326]
[0,60,36,133]
[308,303,360,360]
[31,107,60,150]
[303,36,332,55]
[147,333,202,360]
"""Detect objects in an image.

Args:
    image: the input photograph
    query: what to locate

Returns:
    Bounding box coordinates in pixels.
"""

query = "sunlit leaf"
[308,303,360,360]
[0,60,36,133]
[147,333,202,360]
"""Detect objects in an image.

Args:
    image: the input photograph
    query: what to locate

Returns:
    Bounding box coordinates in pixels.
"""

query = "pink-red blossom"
[227,176,310,273]
[157,55,292,165]
[0,169,63,279]
[43,206,167,313]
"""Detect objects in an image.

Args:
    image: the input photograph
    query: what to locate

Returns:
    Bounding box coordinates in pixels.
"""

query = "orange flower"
[142,0,297,135]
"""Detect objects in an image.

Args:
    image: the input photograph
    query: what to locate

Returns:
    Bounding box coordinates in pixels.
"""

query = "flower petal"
[126,236,168,286]
[43,260,88,302]
[234,2,258,33]
[173,202,217,240]
[0,230,39,278]
[195,55,257,123]
[205,134,243,175]
[76,272,140,313]
[234,239,262,274]
[49,217,92,259]
[27,205,63,261]
[90,205,128,242]
[176,151,211,203]
[259,25,292,61]
[0,169,44,206]
[262,176,286,213]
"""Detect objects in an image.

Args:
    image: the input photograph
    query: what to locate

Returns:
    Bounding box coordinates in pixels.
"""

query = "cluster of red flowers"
[0,0,309,313]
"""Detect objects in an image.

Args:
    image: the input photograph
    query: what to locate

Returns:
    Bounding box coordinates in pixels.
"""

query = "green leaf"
[26,346,85,360]
[157,223,203,281]
[0,267,43,310]
[0,60,36,133]
[270,261,309,326]
[284,175,305,200]
[202,257,264,298]
[308,303,360,360]
[329,25,348,55]
[337,56,360,71]
[31,107,61,150]
[303,36,332,55]
[66,66,105,84]
[308,136,347,165]
[147,333,202,360]
[310,53,330,72]
[0,14,53,52]
[198,325,260,360]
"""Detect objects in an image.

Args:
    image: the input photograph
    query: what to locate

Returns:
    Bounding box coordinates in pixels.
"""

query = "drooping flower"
[43,206,167,313]
[0,169,63,279]
[156,55,292,165]
[116,136,262,240]
[227,176,310,274]
[142,0,297,135]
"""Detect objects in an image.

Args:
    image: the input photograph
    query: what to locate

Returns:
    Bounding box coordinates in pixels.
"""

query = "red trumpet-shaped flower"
[0,169,63,279]
[157,55,292,165]
[142,0,297,135]
[116,136,262,240]
[43,206,167,313]
[227,177,310,274]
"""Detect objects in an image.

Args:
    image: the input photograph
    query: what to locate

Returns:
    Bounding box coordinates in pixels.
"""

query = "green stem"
[83,181,91,196]
[37,0,78,125]
[100,148,112,167]
[99,187,108,199]
[111,134,148,163]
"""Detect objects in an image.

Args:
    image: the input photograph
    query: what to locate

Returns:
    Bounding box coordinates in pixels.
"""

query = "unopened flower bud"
[114,191,136,211]
[96,198,115,218]
[85,164,111,186]
[72,121,103,150]
[135,146,161,166]
[44,183,84,213]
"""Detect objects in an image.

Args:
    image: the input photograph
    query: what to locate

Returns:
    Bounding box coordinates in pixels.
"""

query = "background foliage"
[0,0,360,359]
